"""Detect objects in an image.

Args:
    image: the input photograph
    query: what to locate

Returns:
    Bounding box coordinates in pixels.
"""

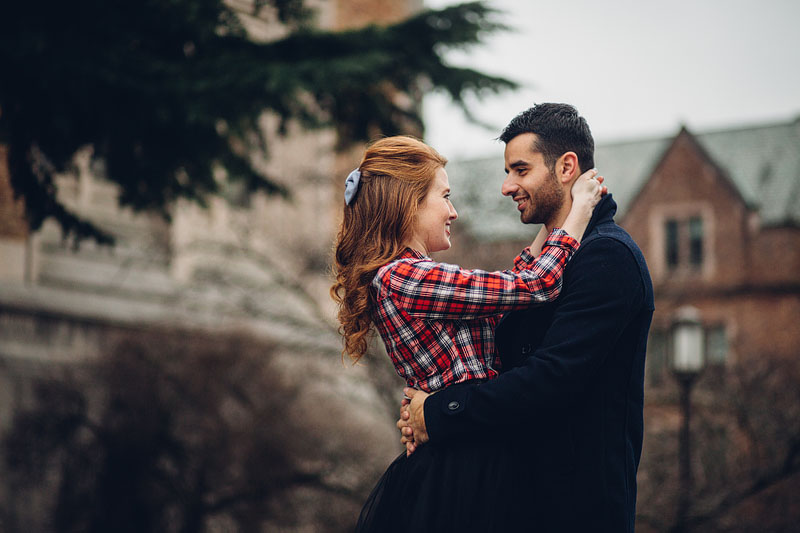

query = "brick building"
[620,122,800,385]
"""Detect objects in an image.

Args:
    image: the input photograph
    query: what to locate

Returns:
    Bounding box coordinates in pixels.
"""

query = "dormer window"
[666,220,679,268]
[688,217,703,267]
[664,215,705,271]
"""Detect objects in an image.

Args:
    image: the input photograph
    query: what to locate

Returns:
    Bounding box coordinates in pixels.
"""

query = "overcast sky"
[422,0,800,160]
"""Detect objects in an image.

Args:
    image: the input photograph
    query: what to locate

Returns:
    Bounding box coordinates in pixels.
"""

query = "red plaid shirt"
[371,229,579,392]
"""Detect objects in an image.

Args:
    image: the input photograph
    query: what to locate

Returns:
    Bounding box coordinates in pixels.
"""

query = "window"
[706,326,728,365]
[689,217,703,267]
[665,220,680,268]
[664,216,705,271]
[646,329,668,386]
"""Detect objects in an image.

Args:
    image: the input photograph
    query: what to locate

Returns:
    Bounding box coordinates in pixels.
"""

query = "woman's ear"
[557,152,580,184]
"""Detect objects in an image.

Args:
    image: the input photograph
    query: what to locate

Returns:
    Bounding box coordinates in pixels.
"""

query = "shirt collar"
[400,247,428,260]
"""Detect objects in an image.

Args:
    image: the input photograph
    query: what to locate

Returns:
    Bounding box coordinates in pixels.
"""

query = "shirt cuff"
[546,228,580,252]
[515,228,580,268]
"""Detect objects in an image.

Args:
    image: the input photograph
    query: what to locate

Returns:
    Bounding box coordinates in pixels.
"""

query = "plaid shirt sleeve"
[374,228,579,320]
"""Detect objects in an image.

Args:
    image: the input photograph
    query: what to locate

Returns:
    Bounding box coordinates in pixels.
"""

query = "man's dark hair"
[499,103,595,171]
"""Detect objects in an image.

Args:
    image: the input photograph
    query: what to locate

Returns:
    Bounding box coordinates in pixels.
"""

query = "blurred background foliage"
[0,0,514,243]
[3,331,360,532]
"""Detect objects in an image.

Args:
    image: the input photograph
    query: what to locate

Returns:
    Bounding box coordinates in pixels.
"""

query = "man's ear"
[556,152,580,184]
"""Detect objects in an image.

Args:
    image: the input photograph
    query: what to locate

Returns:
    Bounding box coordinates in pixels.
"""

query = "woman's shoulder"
[373,249,447,292]
[374,255,427,285]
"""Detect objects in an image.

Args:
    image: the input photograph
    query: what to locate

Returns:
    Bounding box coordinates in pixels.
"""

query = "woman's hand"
[571,168,606,209]
[560,169,606,243]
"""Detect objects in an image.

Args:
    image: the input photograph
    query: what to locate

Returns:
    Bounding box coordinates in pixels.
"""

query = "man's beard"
[521,171,564,225]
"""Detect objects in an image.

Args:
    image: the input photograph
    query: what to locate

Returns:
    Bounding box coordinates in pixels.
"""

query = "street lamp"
[670,306,706,532]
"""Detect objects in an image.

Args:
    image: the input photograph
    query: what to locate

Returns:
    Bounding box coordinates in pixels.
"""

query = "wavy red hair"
[330,136,447,362]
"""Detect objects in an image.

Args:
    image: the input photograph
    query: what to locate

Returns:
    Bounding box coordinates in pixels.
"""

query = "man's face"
[502,133,565,225]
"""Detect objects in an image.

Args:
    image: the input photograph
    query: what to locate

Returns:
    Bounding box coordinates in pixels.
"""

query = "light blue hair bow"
[344,168,361,205]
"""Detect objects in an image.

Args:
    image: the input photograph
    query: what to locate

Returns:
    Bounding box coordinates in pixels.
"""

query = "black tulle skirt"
[355,433,536,533]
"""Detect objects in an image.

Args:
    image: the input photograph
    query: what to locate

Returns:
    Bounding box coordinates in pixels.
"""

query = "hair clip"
[344,168,361,205]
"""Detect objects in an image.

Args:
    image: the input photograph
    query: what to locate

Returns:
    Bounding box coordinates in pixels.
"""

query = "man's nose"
[501,176,517,197]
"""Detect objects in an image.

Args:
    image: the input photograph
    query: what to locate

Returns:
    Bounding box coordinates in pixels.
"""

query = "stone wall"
[0,146,29,282]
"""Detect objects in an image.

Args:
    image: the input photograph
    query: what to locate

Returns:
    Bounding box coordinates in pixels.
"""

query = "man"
[401,103,654,532]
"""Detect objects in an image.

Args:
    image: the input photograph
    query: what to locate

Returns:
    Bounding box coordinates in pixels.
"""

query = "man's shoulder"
[579,222,645,264]
[575,221,654,307]
[586,220,635,245]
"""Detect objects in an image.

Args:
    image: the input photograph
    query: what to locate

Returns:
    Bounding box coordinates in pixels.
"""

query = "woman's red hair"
[330,136,447,362]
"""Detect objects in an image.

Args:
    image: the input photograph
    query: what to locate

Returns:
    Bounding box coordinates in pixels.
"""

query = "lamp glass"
[673,321,705,373]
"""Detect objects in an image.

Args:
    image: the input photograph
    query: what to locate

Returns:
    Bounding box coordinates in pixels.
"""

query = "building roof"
[446,116,800,241]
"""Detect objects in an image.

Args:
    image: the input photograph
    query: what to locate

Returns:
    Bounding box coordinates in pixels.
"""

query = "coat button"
[447,401,460,411]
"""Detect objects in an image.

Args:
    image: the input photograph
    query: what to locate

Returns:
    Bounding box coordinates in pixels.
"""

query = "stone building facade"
[0,1,421,530]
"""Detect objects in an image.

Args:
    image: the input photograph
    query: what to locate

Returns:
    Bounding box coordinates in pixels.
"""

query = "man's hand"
[398,387,429,456]
[397,398,415,456]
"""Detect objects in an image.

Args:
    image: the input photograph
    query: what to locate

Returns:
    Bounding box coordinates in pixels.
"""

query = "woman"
[330,136,603,532]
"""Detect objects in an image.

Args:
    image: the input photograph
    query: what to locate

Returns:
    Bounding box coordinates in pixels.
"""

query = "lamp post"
[670,307,706,532]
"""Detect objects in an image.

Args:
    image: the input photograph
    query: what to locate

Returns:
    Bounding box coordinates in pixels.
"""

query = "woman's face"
[408,167,458,254]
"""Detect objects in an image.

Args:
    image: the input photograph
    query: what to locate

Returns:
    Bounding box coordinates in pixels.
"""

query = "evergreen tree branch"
[0,0,516,242]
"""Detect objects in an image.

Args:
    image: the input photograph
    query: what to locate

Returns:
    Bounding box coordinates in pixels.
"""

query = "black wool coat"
[424,195,655,533]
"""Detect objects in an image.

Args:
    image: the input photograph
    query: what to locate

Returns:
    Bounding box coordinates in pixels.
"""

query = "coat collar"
[581,194,618,241]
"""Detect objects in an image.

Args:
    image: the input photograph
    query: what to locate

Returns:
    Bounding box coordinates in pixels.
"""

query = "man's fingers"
[400,388,426,455]
[406,441,417,456]
[405,389,431,445]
